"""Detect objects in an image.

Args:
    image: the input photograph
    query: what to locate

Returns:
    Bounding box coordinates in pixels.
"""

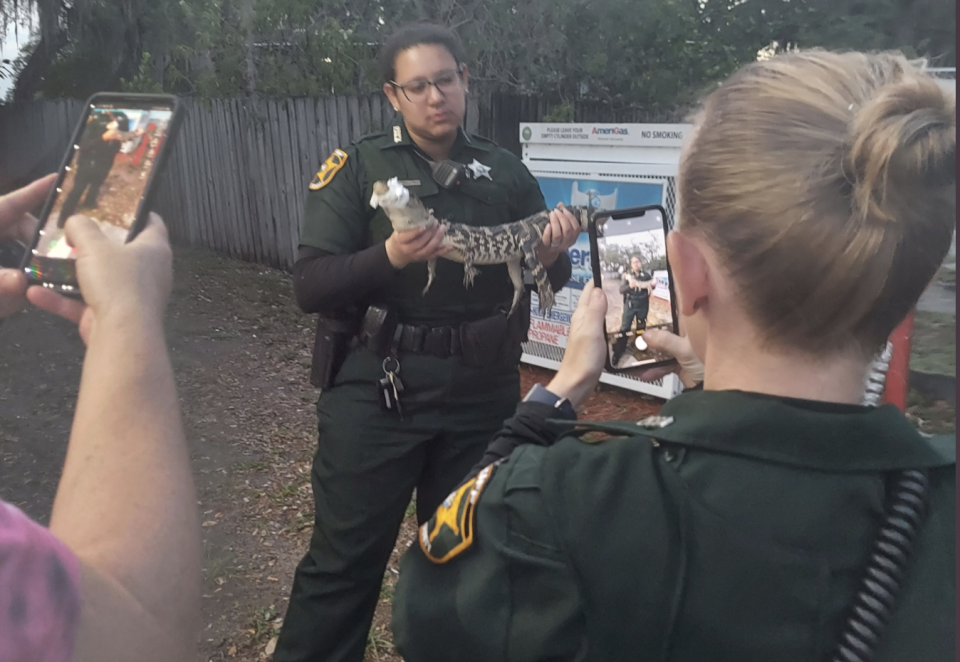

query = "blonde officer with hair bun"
[393,50,957,662]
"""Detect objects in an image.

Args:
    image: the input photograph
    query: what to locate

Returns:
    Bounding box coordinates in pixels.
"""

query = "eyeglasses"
[390,67,464,103]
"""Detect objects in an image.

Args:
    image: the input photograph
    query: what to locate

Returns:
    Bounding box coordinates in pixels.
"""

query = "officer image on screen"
[611,255,655,364]
[58,111,142,228]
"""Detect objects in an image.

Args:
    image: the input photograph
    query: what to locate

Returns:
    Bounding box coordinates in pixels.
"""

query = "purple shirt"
[0,501,81,662]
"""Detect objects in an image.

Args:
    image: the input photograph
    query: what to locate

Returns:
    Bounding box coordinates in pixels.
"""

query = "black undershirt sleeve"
[545,252,572,293]
[294,244,573,315]
[293,244,396,314]
[462,401,577,481]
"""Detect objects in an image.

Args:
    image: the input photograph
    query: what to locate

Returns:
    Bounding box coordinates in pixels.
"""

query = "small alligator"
[370,178,591,317]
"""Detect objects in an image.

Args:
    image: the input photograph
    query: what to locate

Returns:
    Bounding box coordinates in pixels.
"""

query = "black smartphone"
[20,92,183,297]
[588,205,679,374]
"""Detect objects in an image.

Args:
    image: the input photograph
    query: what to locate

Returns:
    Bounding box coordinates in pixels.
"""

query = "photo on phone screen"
[594,208,675,370]
[25,98,176,284]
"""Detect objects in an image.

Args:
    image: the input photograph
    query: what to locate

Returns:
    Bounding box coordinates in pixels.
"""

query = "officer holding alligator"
[611,254,655,365]
[275,23,581,662]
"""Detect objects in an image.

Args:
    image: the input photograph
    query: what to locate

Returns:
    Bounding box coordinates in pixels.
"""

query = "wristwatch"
[522,383,577,419]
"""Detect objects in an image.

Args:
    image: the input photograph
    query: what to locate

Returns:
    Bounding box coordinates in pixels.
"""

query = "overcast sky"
[1,7,37,98]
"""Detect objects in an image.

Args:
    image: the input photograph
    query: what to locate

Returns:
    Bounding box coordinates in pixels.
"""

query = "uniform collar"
[381,116,491,158]
[572,389,955,472]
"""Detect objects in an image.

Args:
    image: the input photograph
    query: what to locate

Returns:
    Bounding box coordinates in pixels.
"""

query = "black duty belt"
[395,322,463,358]
[358,304,521,365]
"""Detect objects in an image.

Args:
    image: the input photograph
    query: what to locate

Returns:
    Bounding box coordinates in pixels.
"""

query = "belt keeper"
[392,324,404,354]
[451,326,462,356]
[411,325,426,353]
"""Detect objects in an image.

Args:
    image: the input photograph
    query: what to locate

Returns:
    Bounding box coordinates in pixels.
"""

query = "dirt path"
[0,246,663,661]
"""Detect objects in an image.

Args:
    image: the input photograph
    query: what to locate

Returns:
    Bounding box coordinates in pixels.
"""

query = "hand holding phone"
[545,282,609,408]
[588,205,680,376]
[22,93,183,297]
[27,213,173,345]
[635,328,705,387]
[0,175,56,317]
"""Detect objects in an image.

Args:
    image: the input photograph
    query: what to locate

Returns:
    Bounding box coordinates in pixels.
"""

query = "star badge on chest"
[466,159,493,180]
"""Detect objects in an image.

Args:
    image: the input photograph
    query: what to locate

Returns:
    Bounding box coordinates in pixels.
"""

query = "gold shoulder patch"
[419,462,499,564]
[308,148,348,190]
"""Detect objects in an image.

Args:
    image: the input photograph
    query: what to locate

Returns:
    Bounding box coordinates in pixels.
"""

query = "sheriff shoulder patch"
[308,148,348,190]
[419,462,499,564]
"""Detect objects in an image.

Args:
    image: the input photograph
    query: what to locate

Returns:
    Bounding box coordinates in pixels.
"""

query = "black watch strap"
[522,383,577,419]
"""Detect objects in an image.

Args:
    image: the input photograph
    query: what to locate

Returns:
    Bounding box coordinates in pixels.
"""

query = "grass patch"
[366,626,395,661]
[906,388,955,435]
[203,553,234,585]
[247,604,280,645]
[910,311,955,377]
[282,512,312,535]
[379,574,396,604]
[937,265,956,287]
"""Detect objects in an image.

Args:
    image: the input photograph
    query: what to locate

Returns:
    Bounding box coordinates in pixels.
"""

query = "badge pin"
[637,415,674,429]
[467,159,492,180]
[393,126,403,143]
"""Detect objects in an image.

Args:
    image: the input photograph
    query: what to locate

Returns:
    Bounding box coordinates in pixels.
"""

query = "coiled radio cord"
[829,345,931,662]
[830,467,930,662]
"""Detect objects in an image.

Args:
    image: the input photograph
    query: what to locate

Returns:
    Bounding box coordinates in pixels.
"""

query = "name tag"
[400,179,421,186]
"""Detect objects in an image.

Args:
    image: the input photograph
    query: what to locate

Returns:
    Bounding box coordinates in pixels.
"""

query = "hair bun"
[847,73,956,223]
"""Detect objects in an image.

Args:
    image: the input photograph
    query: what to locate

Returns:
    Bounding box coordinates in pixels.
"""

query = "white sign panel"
[520,123,690,148]
[653,269,670,301]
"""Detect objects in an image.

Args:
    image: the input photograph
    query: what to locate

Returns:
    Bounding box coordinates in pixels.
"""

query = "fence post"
[882,312,915,411]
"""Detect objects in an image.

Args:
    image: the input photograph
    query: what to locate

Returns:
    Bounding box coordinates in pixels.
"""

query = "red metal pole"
[882,311,915,411]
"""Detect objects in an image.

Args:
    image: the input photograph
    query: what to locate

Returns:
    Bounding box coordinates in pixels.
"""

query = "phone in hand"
[588,205,679,375]
[20,92,183,298]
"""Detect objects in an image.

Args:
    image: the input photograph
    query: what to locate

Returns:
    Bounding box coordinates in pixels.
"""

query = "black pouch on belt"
[310,314,357,390]
[460,311,510,368]
[361,305,399,358]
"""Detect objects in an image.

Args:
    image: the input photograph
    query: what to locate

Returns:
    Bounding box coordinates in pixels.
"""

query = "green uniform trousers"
[620,298,649,333]
[274,345,520,662]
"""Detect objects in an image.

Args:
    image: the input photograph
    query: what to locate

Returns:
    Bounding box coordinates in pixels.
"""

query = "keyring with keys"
[377,356,405,418]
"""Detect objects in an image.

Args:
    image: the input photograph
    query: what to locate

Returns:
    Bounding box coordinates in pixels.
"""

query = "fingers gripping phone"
[20,93,183,297]
[588,205,679,374]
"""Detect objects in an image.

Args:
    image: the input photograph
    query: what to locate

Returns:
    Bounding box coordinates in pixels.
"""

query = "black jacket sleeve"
[463,401,577,481]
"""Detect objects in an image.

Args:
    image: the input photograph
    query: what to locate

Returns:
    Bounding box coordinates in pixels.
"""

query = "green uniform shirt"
[392,390,956,661]
[622,269,653,305]
[300,118,548,324]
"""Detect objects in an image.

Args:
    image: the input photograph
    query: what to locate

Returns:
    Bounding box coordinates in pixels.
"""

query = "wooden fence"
[0,93,683,270]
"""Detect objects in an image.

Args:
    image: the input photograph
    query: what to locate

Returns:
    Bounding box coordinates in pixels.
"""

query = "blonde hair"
[679,50,956,354]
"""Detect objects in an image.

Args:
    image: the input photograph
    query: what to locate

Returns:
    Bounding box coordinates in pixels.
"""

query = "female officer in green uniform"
[392,50,956,661]
[274,24,581,662]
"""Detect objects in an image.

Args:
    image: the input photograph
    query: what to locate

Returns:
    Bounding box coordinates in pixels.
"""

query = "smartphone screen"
[25,97,176,285]
[594,208,676,370]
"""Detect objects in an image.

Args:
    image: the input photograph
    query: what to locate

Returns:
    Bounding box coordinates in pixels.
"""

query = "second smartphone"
[588,204,679,374]
[21,92,183,297]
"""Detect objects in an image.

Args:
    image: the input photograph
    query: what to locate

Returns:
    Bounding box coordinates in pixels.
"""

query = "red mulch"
[518,364,664,421]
